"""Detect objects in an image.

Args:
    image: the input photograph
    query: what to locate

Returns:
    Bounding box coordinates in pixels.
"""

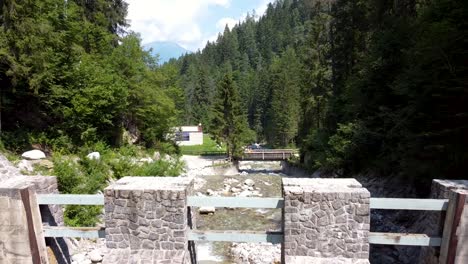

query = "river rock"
[86,152,100,160]
[206,189,215,196]
[21,150,46,160]
[72,253,87,263]
[38,159,54,169]
[79,259,92,264]
[153,151,161,161]
[230,187,242,193]
[18,160,34,172]
[139,157,154,163]
[231,242,281,264]
[244,179,255,187]
[88,249,103,262]
[199,207,216,215]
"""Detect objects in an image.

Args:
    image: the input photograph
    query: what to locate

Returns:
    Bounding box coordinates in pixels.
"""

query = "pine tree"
[267,47,302,147]
[210,73,253,160]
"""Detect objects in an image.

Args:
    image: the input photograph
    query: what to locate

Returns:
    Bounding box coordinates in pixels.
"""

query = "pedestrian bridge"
[241,149,298,161]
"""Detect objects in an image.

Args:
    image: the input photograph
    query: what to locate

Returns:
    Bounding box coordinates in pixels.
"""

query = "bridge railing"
[37,193,105,238]
[36,195,452,245]
[35,185,464,263]
[186,196,284,244]
[368,198,448,247]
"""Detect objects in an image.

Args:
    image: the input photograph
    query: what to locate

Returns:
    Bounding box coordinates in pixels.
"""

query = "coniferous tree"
[210,73,253,160]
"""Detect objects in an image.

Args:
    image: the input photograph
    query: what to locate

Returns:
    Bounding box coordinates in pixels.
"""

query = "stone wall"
[103,177,193,264]
[283,178,370,263]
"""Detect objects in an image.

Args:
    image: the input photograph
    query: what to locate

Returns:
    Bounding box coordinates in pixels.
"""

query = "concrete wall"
[282,178,370,263]
[418,180,468,264]
[451,189,468,263]
[0,155,69,264]
[103,177,193,264]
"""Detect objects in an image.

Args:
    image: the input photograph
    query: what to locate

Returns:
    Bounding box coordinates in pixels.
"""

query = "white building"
[173,125,203,146]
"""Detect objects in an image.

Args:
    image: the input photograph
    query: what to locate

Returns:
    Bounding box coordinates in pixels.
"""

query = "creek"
[181,156,309,264]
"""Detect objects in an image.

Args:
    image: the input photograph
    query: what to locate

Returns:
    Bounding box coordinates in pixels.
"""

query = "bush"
[64,205,102,227]
[132,159,184,177]
[53,155,83,194]
[50,145,185,226]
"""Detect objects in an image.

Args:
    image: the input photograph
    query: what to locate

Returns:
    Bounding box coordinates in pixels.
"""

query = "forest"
[1,0,467,182]
[167,0,467,181]
[0,0,181,152]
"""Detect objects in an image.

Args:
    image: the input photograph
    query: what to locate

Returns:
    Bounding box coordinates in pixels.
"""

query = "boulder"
[153,151,161,161]
[139,157,154,163]
[230,187,242,193]
[21,150,46,160]
[199,206,216,215]
[86,152,100,160]
[206,189,215,196]
[38,159,54,169]
[18,160,34,172]
[88,249,103,262]
[72,253,86,263]
[244,179,255,187]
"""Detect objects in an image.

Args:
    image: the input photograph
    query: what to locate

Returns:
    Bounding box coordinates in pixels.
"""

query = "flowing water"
[182,157,298,263]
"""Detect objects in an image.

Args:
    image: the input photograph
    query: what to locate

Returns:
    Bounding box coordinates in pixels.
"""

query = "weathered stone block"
[104,177,192,262]
[283,178,370,261]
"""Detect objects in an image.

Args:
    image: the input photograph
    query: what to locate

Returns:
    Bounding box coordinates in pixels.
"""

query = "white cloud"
[126,0,273,51]
[255,0,271,19]
[126,0,232,50]
[216,17,238,30]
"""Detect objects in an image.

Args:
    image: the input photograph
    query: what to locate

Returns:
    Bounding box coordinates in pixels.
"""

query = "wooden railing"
[187,196,284,244]
[37,193,105,238]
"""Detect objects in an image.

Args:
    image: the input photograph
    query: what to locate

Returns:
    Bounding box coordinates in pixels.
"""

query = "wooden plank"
[188,230,283,244]
[440,191,467,264]
[370,198,448,211]
[187,196,284,208]
[43,226,105,239]
[20,188,48,264]
[369,232,442,246]
[37,194,104,205]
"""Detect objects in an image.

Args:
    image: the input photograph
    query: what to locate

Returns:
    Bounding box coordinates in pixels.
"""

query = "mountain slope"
[143,41,190,64]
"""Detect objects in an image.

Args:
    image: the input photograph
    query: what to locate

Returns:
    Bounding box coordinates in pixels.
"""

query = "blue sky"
[126,0,272,51]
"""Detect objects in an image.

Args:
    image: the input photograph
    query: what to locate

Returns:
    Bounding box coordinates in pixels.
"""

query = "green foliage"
[175,0,467,181]
[0,1,179,150]
[52,156,82,194]
[132,159,184,177]
[64,205,103,227]
[267,47,302,147]
[50,144,184,226]
[210,73,254,159]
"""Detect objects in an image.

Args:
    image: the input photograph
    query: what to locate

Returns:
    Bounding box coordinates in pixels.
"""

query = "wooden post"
[440,189,467,264]
[20,188,49,264]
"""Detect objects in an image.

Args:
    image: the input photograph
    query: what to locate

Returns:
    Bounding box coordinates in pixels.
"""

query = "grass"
[179,134,226,155]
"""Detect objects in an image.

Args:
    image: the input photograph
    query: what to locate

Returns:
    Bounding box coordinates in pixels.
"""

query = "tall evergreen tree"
[210,73,253,160]
[267,47,302,147]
